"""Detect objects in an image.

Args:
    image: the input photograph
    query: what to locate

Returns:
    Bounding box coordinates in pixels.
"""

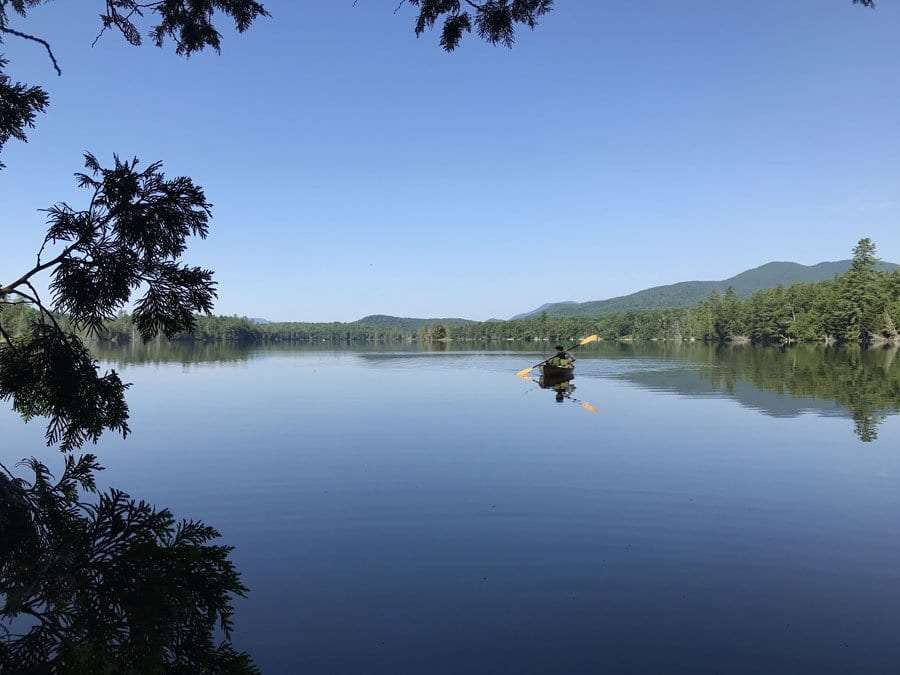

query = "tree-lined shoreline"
[9,239,890,349]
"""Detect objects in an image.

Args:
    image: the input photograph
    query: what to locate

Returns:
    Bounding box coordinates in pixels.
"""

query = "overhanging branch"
[0,26,62,76]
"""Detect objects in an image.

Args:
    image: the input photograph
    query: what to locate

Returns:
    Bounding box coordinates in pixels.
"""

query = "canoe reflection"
[539,366,576,403]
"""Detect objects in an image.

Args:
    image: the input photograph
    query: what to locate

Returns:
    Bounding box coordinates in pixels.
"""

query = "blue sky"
[2,1,899,321]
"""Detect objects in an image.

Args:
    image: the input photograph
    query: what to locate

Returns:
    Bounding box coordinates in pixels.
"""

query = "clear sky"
[2,1,899,322]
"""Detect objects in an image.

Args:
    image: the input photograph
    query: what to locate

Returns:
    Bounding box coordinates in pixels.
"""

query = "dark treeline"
[4,240,898,348]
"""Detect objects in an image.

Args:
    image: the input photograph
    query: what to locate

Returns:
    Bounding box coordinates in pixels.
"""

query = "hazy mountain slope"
[512,260,900,319]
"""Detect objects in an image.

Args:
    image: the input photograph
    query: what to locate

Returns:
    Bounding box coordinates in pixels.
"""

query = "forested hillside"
[514,259,900,319]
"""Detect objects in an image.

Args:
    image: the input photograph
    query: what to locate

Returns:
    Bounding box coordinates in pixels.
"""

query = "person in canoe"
[548,345,575,370]
[539,345,576,392]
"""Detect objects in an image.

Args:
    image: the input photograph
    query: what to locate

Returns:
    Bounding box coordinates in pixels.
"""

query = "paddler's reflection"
[554,381,575,402]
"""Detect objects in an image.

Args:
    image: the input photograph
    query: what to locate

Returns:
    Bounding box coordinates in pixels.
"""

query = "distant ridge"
[512,259,900,319]
[351,315,475,330]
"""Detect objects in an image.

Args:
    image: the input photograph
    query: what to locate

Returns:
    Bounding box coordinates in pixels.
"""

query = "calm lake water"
[3,342,900,673]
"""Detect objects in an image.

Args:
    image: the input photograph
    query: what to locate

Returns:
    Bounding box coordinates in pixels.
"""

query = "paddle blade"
[516,367,533,378]
[579,334,599,346]
[580,401,599,414]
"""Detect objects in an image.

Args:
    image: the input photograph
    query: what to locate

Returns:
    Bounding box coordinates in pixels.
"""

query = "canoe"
[540,364,574,387]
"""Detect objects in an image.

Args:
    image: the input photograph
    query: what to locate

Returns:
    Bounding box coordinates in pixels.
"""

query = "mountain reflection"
[611,343,900,442]
[88,340,900,442]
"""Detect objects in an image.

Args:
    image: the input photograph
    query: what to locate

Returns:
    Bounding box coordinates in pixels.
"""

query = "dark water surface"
[3,342,900,673]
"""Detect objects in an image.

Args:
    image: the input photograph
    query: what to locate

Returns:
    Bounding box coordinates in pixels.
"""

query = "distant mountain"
[352,315,475,330]
[248,317,271,325]
[512,259,900,319]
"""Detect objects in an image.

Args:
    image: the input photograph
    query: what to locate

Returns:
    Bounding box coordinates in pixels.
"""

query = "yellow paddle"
[516,334,599,378]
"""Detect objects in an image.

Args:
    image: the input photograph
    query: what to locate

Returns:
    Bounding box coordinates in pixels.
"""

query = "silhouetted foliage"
[0,323,131,451]
[0,152,255,668]
[0,455,257,673]
[1,0,268,55]
[0,56,46,169]
[0,155,215,450]
[407,0,553,51]
[96,0,269,53]
[1,12,258,658]
[48,154,217,338]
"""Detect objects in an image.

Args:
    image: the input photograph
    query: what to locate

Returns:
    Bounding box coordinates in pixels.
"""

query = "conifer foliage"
[1,1,268,670]
[407,0,553,51]
[1,154,216,450]
[0,154,258,670]
[0,455,257,673]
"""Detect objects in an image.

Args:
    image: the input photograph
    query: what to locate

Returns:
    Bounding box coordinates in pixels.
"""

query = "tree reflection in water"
[0,455,257,673]
[615,343,900,442]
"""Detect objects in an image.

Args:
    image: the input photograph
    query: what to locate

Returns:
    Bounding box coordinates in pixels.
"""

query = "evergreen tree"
[880,308,897,339]
[838,238,885,342]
